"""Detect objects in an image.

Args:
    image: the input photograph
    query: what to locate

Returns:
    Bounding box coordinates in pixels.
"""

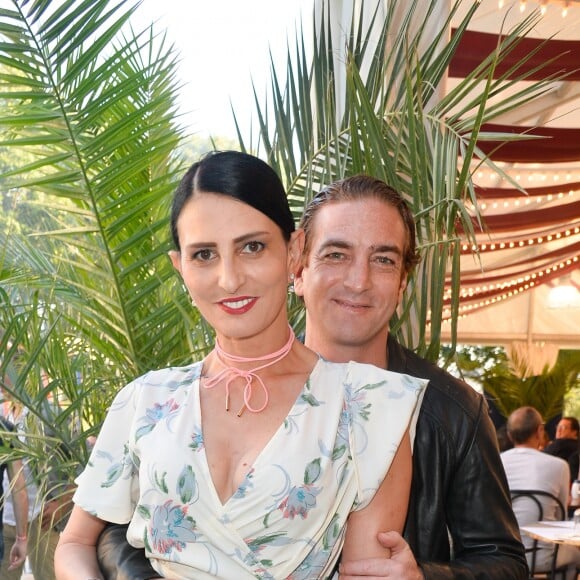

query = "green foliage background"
[0,0,572,528]
[441,345,580,423]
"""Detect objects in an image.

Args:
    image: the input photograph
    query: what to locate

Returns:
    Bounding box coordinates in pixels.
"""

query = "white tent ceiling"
[327,0,579,350]
[437,0,580,350]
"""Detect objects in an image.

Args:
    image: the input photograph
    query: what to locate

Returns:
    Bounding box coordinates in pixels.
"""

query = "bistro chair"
[511,489,568,580]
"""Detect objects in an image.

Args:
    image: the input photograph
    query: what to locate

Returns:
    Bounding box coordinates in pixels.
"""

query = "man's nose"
[343,258,371,292]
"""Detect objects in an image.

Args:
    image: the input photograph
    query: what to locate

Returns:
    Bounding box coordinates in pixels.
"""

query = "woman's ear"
[287,229,305,275]
[168,250,182,273]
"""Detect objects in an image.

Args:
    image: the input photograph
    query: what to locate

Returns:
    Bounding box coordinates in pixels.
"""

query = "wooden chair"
[511,489,569,580]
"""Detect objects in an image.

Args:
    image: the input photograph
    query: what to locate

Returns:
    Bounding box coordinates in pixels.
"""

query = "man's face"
[556,419,578,440]
[295,198,408,363]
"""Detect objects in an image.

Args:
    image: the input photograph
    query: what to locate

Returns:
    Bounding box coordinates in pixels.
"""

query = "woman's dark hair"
[171,150,295,250]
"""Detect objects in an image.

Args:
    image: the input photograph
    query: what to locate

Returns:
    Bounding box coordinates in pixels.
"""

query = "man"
[544,416,580,484]
[501,407,580,576]
[96,175,527,578]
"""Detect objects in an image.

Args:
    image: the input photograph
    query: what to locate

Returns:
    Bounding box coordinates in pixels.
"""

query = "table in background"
[521,520,580,548]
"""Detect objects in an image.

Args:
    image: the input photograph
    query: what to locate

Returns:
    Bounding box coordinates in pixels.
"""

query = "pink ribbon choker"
[203,326,296,417]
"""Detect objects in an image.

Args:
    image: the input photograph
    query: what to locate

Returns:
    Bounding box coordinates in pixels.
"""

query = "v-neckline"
[194,358,323,508]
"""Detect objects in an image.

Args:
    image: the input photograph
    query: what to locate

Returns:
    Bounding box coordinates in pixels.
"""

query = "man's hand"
[339,531,424,579]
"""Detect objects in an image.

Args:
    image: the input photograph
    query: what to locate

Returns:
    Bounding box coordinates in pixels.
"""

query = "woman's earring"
[288,273,295,294]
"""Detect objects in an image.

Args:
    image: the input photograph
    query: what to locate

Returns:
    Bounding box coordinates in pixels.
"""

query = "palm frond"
[0,0,198,375]
[0,0,211,499]
[235,0,563,358]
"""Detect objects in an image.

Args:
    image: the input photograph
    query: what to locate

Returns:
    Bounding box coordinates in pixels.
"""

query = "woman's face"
[170,192,299,348]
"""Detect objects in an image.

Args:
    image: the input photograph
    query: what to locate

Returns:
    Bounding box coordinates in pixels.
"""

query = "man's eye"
[192,249,215,261]
[323,252,345,261]
[242,241,265,254]
[375,255,395,265]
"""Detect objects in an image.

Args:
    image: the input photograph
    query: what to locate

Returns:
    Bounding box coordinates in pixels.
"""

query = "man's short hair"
[506,406,543,445]
[299,175,421,275]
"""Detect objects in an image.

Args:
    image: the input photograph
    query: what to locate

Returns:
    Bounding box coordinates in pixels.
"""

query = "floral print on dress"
[139,499,198,556]
[135,398,180,440]
[96,443,136,488]
[238,532,293,579]
[73,359,426,579]
[287,514,342,580]
[284,377,323,434]
[189,427,204,451]
[176,464,198,504]
[278,458,322,520]
[233,467,255,500]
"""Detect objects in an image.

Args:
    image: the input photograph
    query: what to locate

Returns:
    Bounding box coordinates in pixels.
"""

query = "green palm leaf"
[0,0,209,501]
[236,0,558,358]
[0,0,198,375]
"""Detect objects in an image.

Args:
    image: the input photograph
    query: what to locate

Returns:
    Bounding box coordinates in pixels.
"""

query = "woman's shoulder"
[316,359,427,394]
[142,360,202,383]
[122,361,203,396]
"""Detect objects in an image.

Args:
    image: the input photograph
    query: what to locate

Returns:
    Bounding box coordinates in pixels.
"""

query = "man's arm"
[418,401,527,580]
[387,338,527,580]
[339,531,423,579]
[97,524,159,580]
[339,403,527,580]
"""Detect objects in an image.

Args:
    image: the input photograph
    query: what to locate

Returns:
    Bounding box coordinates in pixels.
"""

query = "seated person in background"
[0,417,28,572]
[544,416,580,485]
[501,407,580,578]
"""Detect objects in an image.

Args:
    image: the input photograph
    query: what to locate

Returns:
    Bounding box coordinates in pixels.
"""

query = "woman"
[54,151,426,579]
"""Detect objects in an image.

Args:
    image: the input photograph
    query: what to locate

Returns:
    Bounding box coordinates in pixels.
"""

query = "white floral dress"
[74,359,426,579]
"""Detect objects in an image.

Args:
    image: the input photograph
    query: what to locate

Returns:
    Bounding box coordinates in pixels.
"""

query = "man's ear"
[397,269,409,305]
[288,229,305,276]
[168,250,182,273]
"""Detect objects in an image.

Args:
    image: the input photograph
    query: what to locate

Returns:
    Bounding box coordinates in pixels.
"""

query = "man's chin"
[330,328,386,350]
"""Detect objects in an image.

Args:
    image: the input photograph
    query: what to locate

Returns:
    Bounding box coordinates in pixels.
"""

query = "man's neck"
[514,442,540,450]
[304,335,388,368]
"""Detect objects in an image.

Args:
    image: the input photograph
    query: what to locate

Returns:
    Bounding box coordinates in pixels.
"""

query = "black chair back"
[510,489,567,579]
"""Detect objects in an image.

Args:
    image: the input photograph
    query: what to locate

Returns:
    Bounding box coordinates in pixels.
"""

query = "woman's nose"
[218,256,244,294]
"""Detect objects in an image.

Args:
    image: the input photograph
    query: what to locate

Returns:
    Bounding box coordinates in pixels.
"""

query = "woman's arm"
[341,429,412,562]
[6,459,28,571]
[54,505,107,580]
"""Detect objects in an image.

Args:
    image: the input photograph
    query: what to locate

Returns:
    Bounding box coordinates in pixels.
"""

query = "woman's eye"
[192,249,215,261]
[242,241,265,254]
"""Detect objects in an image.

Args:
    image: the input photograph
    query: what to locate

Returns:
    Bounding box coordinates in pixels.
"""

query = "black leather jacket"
[96,336,528,579]
[386,337,527,579]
